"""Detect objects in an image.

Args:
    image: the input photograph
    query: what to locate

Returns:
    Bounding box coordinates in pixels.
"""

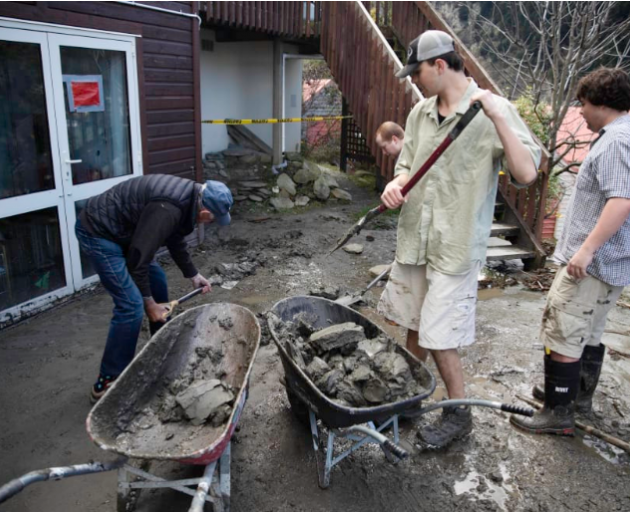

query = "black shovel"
[329,101,483,255]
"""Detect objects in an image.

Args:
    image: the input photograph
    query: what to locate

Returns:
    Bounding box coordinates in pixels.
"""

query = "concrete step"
[486,245,536,261]
[490,222,520,237]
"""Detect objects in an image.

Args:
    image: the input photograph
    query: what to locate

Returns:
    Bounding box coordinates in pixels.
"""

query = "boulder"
[294,163,321,184]
[331,188,352,201]
[319,171,339,188]
[277,173,297,196]
[313,176,330,200]
[248,194,263,202]
[270,197,295,210]
[295,196,310,207]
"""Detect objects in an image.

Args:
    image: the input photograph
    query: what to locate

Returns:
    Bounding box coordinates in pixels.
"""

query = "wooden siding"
[202,1,321,38]
[0,1,200,181]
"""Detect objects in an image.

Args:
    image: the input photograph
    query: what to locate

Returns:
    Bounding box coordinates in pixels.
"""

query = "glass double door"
[0,24,142,321]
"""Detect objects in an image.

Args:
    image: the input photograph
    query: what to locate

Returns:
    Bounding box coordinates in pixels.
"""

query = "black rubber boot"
[512,356,580,436]
[416,405,473,448]
[531,344,605,413]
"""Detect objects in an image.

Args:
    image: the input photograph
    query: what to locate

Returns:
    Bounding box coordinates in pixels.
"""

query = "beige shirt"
[394,79,541,274]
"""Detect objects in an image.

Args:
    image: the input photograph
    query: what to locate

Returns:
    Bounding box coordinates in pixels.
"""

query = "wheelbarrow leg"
[219,443,231,512]
[309,410,332,489]
[117,467,130,512]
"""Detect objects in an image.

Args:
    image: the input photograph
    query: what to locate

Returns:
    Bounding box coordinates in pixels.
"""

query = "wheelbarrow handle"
[0,458,126,504]
[382,438,409,461]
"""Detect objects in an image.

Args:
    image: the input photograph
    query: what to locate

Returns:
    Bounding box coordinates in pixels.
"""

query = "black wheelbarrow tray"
[0,303,261,512]
[268,296,534,488]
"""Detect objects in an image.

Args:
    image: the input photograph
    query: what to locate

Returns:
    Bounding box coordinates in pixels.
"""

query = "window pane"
[0,207,66,311]
[60,47,132,185]
[0,41,55,199]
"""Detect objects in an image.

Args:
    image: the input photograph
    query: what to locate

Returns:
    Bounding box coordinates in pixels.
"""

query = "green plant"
[513,90,552,146]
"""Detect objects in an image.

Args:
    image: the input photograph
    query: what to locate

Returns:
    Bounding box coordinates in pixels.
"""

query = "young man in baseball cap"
[377,30,541,447]
[76,175,233,402]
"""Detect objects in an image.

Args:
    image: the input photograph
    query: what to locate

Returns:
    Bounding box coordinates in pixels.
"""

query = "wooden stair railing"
[320,2,422,182]
[201,1,321,39]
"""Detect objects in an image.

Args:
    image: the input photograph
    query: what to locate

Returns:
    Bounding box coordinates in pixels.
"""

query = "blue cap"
[201,180,233,226]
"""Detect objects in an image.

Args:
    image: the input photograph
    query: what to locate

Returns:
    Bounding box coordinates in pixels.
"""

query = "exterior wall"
[200,30,274,154]
[0,1,200,181]
[200,28,303,155]
[283,58,303,153]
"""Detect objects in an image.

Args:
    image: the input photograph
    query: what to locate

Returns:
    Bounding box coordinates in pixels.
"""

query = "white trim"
[0,16,140,41]
[354,0,423,101]
[114,1,202,25]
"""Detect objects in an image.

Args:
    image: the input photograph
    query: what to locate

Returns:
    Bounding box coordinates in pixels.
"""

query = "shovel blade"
[334,294,362,307]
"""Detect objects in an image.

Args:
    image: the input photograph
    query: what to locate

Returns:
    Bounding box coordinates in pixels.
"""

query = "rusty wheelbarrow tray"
[268,296,534,488]
[0,303,261,512]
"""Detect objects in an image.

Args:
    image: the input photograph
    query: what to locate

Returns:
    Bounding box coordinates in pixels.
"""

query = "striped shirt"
[553,114,630,286]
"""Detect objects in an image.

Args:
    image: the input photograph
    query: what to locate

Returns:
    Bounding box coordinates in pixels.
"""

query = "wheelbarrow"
[0,303,261,512]
[268,296,534,488]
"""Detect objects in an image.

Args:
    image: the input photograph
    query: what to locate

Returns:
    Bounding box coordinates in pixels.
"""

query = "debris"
[309,322,365,353]
[175,379,235,427]
[273,316,428,407]
[309,286,340,300]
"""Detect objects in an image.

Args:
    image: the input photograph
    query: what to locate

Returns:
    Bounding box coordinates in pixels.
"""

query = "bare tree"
[460,1,630,174]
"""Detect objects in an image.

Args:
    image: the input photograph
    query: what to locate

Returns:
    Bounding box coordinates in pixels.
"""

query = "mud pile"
[272,313,426,407]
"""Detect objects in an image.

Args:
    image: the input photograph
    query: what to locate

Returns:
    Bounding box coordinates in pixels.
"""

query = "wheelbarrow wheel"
[286,387,310,427]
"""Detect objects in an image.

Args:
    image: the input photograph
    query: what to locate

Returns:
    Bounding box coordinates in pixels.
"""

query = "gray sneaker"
[417,405,473,448]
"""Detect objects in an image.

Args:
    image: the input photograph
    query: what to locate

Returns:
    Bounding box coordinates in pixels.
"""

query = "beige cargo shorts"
[541,266,623,358]
[377,260,481,350]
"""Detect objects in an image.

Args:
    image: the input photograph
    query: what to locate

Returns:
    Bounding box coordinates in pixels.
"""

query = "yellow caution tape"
[202,115,352,125]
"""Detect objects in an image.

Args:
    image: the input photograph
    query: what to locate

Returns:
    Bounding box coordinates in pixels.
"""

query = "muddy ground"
[1,171,629,512]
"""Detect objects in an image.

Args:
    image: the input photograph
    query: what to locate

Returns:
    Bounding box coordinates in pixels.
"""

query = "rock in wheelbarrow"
[373,352,412,384]
[309,322,365,354]
[176,379,235,427]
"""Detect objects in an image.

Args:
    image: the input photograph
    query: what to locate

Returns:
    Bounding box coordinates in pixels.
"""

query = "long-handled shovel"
[328,101,483,256]
[161,287,205,320]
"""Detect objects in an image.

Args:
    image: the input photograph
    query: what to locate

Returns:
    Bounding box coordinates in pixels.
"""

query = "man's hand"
[191,273,211,293]
[470,90,501,120]
[381,174,409,209]
[144,298,170,323]
[567,247,595,280]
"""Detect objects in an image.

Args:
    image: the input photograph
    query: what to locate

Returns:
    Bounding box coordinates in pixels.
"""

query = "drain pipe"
[114,1,202,25]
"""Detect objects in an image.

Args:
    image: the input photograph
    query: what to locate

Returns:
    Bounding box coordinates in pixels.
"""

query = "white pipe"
[114,1,202,25]
[354,0,423,101]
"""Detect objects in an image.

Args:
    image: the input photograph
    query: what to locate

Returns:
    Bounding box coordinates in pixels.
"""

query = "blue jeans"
[75,219,169,377]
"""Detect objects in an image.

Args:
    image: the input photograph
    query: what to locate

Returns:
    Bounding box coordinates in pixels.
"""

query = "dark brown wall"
[0,1,201,181]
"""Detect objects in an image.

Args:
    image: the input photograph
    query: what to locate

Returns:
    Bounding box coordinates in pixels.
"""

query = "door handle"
[65,159,82,164]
